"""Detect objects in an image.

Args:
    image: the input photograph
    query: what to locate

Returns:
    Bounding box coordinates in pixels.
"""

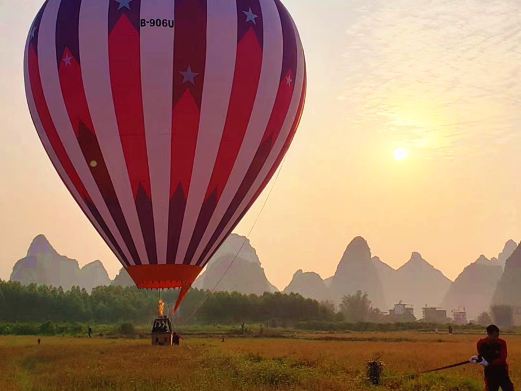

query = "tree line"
[1,281,514,329]
[0,281,335,324]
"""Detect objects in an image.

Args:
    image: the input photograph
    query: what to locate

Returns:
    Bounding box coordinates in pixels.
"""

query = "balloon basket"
[151,316,173,346]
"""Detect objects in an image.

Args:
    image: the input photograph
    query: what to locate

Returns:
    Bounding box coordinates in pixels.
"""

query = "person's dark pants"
[485,366,514,391]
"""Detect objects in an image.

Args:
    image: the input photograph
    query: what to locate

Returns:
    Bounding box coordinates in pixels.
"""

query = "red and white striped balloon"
[24,0,306,307]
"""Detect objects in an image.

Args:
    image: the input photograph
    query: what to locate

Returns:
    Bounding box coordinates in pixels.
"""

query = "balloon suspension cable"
[179,159,287,322]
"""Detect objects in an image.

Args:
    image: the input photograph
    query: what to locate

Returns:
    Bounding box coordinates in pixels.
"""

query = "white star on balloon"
[180,66,199,85]
[243,8,258,24]
[285,74,293,86]
[115,0,132,10]
[63,54,73,66]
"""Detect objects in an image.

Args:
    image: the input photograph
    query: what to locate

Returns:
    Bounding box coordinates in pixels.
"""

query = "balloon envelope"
[24,0,306,305]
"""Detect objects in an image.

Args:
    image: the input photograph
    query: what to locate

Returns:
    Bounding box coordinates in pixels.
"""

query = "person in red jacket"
[472,325,514,391]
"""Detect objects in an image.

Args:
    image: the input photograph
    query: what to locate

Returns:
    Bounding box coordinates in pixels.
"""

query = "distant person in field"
[88,326,92,338]
[470,324,514,391]
[172,332,181,346]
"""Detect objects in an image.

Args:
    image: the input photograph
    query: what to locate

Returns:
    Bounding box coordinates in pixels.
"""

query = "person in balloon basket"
[470,325,514,391]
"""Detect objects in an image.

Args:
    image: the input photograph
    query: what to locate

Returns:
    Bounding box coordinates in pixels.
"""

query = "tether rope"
[382,360,471,382]
[173,159,287,323]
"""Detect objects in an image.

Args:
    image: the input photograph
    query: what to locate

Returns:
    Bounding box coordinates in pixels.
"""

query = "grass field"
[0,332,518,390]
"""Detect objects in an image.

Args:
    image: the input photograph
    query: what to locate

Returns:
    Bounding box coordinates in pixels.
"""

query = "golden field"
[0,332,519,390]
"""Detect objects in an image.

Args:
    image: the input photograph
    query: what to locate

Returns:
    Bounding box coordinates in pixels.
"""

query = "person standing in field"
[471,324,514,391]
[172,332,181,346]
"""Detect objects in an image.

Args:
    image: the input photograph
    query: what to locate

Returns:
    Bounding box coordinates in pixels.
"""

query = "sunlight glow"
[394,148,409,161]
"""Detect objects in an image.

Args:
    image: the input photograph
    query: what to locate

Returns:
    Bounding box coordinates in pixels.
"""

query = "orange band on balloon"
[126,264,203,289]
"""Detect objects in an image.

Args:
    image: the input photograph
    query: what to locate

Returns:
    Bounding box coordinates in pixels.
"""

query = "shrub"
[39,321,56,335]
[118,323,136,336]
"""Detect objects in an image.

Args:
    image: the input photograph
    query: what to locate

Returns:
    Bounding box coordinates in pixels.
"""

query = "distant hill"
[372,252,451,315]
[329,237,386,310]
[392,252,451,316]
[10,235,110,292]
[324,276,333,287]
[286,241,454,314]
[283,270,330,302]
[442,255,503,320]
[496,240,518,269]
[493,242,521,307]
[371,256,397,305]
[111,267,135,288]
[193,234,277,295]
[79,260,111,292]
[9,234,277,295]
[210,233,263,266]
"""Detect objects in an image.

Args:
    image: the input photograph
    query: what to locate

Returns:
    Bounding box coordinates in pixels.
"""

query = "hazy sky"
[2,0,521,289]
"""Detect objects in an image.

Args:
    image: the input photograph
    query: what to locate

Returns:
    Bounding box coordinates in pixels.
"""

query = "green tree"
[340,291,372,323]
[491,305,514,329]
[0,281,336,325]
[39,321,56,335]
[477,312,492,326]
[119,323,136,335]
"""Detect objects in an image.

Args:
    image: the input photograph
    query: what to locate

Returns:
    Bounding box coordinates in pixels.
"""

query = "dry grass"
[0,332,519,390]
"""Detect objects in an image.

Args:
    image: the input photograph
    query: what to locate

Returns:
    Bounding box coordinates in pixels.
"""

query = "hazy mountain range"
[7,234,521,320]
[192,234,277,295]
[10,235,110,292]
[442,255,504,320]
[9,234,276,296]
[283,238,452,316]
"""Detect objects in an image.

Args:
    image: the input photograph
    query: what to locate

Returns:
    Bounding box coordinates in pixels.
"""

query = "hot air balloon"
[24,0,306,312]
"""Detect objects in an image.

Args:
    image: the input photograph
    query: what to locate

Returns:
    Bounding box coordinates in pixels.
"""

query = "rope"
[419,360,470,374]
[382,360,471,382]
[174,160,287,323]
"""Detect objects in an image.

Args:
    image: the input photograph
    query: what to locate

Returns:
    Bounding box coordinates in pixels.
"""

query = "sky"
[2,0,521,289]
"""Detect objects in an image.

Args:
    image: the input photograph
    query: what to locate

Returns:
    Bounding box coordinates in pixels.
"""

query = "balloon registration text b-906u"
[140,19,174,28]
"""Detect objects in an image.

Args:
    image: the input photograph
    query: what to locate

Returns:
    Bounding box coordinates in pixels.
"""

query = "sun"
[393,148,409,161]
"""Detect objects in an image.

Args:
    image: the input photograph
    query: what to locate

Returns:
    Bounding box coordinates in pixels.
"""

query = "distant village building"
[452,309,468,325]
[422,307,448,323]
[390,302,415,317]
